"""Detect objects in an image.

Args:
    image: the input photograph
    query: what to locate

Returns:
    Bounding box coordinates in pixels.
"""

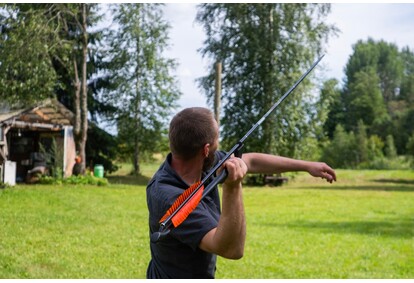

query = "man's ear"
[203,143,210,158]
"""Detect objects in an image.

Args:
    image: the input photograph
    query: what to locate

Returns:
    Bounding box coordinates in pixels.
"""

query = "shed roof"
[0,98,74,129]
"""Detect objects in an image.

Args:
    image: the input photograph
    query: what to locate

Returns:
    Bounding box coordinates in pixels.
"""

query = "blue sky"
[162,3,414,110]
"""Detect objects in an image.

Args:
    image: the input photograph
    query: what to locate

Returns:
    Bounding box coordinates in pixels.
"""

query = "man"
[146,107,336,279]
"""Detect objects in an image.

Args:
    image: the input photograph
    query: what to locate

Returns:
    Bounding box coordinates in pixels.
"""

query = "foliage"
[324,38,414,161]
[85,123,119,173]
[0,4,126,173]
[0,4,59,106]
[345,38,403,104]
[406,133,414,168]
[359,155,412,170]
[321,122,412,170]
[320,78,344,139]
[0,182,12,189]
[196,3,338,158]
[3,4,414,170]
[321,124,357,168]
[102,3,181,174]
[39,174,108,186]
[346,68,390,134]
[365,134,384,163]
[385,134,397,159]
[394,108,414,156]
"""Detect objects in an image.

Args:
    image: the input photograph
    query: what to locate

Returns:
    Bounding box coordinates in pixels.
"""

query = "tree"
[196,3,337,157]
[68,4,90,175]
[345,67,390,135]
[355,120,368,164]
[335,39,414,155]
[344,38,403,103]
[0,4,105,174]
[320,124,357,168]
[0,4,59,106]
[395,108,414,156]
[406,132,414,165]
[399,47,414,104]
[384,134,397,159]
[366,135,384,165]
[320,78,344,139]
[341,38,410,142]
[43,4,97,174]
[104,3,181,174]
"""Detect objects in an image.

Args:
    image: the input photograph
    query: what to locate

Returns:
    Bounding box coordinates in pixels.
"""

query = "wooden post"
[214,61,222,128]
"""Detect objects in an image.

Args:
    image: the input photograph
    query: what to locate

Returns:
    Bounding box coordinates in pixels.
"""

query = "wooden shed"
[0,99,76,184]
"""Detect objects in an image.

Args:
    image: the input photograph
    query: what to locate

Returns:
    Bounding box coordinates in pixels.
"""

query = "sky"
[161,3,414,111]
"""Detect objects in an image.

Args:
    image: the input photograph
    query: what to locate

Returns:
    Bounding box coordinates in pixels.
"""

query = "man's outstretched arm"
[242,153,337,183]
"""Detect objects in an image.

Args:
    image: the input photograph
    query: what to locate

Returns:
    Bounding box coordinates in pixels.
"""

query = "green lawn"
[0,167,413,278]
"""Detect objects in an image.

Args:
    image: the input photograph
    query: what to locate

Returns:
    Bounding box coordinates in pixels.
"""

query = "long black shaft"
[151,54,325,243]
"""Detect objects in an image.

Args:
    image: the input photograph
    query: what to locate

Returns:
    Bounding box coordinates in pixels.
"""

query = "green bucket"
[94,164,104,178]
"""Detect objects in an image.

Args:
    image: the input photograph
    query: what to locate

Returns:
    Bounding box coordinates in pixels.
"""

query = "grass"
[218,170,414,278]
[0,185,148,278]
[0,165,413,278]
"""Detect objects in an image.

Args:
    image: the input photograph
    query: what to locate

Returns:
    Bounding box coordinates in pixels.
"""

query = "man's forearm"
[242,153,310,174]
[199,182,246,259]
[215,184,246,259]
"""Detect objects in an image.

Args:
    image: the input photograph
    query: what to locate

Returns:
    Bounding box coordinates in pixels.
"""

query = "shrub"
[39,174,108,186]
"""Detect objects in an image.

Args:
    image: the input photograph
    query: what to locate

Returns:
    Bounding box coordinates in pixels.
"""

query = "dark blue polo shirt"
[146,151,226,279]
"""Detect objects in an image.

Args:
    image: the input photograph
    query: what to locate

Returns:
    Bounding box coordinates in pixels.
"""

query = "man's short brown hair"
[169,107,217,160]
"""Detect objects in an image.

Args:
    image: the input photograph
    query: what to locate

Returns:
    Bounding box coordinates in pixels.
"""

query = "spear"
[151,54,325,243]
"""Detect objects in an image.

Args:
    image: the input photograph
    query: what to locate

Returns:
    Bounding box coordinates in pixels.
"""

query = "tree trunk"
[133,131,140,175]
[132,7,142,176]
[214,61,222,131]
[73,58,81,139]
[79,4,88,174]
[73,57,82,172]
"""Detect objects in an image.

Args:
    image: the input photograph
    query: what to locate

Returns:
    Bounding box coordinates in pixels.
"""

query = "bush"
[359,155,412,170]
[0,182,12,189]
[39,174,108,186]
[320,124,358,168]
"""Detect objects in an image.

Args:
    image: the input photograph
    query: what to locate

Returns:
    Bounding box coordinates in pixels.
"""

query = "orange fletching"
[159,181,204,227]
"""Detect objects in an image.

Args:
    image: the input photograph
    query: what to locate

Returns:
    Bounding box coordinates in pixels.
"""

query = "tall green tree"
[320,78,344,139]
[346,67,390,135]
[395,47,414,156]
[320,124,357,168]
[104,3,181,174]
[406,132,414,167]
[384,134,397,159]
[42,4,98,174]
[325,38,414,156]
[355,120,368,164]
[399,47,414,104]
[0,4,59,106]
[345,38,403,103]
[0,4,106,174]
[342,39,404,138]
[196,3,337,157]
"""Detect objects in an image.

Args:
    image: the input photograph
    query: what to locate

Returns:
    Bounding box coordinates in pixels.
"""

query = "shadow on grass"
[372,178,414,185]
[107,174,151,186]
[282,218,414,239]
[294,185,414,192]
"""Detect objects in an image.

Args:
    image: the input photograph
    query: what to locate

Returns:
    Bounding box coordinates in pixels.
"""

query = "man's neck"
[170,154,203,185]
